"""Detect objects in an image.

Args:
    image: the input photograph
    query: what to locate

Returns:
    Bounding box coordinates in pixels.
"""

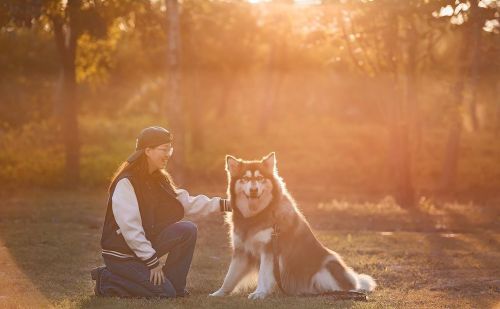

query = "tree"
[335,0,498,199]
[165,0,186,184]
[332,0,444,207]
[435,0,498,192]
[1,0,133,186]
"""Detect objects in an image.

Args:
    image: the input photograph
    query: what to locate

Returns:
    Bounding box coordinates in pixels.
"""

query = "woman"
[91,126,231,298]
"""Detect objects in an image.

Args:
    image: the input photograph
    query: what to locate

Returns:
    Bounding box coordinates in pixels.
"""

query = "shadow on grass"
[308,196,500,307]
[0,189,498,308]
[0,189,106,303]
[405,204,500,301]
[76,294,365,309]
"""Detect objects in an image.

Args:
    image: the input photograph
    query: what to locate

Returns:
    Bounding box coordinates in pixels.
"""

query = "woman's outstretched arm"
[175,188,231,217]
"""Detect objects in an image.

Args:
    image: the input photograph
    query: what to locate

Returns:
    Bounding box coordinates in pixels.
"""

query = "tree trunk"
[388,15,415,208]
[52,4,80,187]
[390,123,415,207]
[467,3,482,131]
[439,9,481,192]
[441,120,461,192]
[259,15,286,134]
[165,0,185,184]
[259,44,279,134]
[406,16,421,159]
[496,80,500,136]
[190,69,204,152]
[440,46,468,192]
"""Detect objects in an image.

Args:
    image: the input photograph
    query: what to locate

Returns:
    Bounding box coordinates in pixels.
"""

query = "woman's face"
[145,143,173,172]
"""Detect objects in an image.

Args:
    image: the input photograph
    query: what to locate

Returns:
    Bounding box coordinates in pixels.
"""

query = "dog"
[209,152,376,300]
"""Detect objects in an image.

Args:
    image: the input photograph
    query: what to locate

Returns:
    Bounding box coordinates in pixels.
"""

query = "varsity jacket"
[100,169,230,269]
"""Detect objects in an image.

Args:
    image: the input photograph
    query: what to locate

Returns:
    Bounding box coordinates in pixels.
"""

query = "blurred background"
[1,0,499,206]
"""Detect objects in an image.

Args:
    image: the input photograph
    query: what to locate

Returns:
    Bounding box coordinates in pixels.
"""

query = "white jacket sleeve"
[112,178,159,269]
[175,188,230,217]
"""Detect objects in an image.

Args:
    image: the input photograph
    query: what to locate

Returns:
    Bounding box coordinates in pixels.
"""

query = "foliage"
[0,0,498,197]
[1,112,499,198]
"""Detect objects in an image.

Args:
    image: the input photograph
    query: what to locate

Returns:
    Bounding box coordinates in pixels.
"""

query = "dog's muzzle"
[249,188,259,198]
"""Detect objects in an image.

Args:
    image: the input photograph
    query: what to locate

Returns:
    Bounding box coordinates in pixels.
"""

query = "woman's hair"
[109,154,176,192]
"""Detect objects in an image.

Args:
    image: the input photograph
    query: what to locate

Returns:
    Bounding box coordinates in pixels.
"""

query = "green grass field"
[0,189,498,308]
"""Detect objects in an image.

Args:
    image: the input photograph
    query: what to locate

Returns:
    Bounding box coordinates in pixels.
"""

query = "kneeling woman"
[92,126,230,298]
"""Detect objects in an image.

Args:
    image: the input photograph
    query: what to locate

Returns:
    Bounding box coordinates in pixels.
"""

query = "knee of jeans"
[180,221,197,240]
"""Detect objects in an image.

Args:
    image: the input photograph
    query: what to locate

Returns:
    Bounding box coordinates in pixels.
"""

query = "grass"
[0,188,499,308]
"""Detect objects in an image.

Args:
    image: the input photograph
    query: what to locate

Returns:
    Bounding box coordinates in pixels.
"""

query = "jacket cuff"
[219,199,232,212]
[144,253,160,269]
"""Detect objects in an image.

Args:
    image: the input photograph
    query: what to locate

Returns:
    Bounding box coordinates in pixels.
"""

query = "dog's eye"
[241,177,251,182]
[256,176,265,182]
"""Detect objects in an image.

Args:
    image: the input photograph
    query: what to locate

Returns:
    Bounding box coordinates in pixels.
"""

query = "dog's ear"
[226,155,241,176]
[262,152,276,174]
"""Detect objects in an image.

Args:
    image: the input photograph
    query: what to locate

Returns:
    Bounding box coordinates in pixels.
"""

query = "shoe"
[177,289,191,298]
[90,266,106,296]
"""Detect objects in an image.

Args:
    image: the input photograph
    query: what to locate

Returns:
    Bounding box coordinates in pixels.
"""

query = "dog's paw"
[248,291,268,300]
[209,289,226,297]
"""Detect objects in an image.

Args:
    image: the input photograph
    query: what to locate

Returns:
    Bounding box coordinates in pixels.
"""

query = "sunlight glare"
[247,0,272,4]
[247,0,322,4]
[439,5,454,17]
[294,0,322,5]
[0,239,49,307]
[483,19,499,33]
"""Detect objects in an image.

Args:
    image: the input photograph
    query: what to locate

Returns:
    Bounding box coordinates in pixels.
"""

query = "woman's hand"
[150,264,165,285]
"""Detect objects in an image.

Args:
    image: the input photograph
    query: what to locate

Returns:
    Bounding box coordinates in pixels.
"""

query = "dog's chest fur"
[232,227,273,255]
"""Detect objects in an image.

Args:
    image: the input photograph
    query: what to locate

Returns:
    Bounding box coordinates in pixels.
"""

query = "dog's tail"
[326,259,377,292]
[355,273,376,292]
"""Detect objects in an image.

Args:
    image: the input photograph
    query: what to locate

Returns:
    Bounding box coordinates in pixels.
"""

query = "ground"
[0,188,499,308]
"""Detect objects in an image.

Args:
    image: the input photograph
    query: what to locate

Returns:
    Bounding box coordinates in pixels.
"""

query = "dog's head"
[225,152,278,218]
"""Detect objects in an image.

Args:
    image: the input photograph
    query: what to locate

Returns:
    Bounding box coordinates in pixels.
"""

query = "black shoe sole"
[91,266,106,296]
[91,268,100,281]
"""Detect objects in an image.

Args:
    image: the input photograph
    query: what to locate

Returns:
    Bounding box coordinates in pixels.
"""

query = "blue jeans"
[99,221,197,298]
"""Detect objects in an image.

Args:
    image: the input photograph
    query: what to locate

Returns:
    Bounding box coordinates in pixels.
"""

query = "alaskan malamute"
[210,153,376,299]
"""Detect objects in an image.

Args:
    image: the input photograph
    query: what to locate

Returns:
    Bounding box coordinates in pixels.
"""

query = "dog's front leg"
[248,252,276,300]
[210,252,252,297]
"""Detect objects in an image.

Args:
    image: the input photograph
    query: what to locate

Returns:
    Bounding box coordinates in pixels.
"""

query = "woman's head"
[109,126,174,191]
[126,126,173,166]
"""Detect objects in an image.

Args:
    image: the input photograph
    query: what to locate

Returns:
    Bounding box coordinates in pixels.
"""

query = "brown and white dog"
[210,152,376,300]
